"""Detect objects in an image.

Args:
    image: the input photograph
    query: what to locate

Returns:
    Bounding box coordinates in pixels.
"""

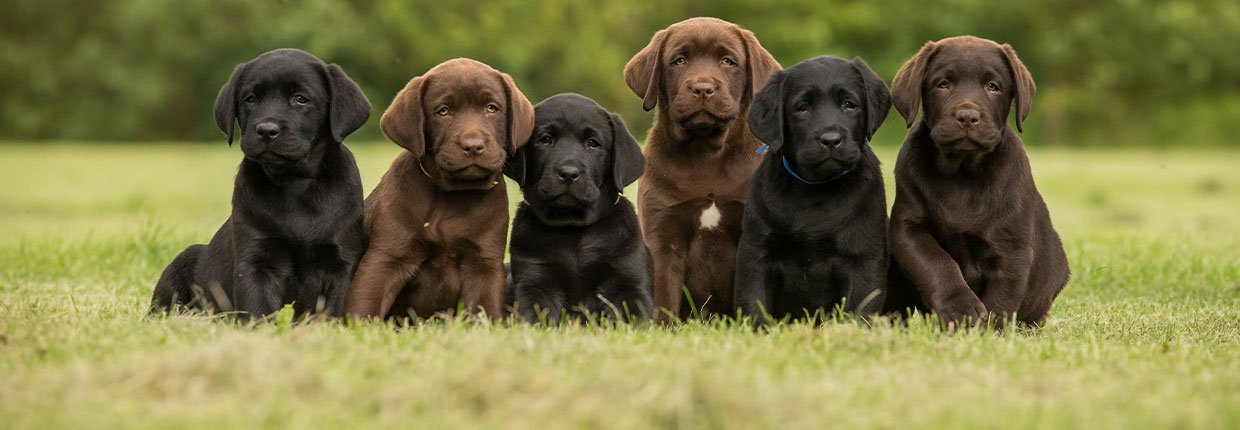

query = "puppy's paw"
[934,290,988,329]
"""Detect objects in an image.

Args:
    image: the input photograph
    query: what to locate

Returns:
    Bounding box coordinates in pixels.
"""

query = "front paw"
[933,290,988,328]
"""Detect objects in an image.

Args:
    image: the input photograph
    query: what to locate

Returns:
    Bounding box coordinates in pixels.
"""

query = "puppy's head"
[624,17,780,142]
[214,49,370,170]
[381,58,535,191]
[892,36,1035,154]
[748,56,891,181]
[504,94,644,227]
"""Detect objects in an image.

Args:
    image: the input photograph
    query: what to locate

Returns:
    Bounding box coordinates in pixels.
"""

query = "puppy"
[345,59,534,321]
[734,56,892,323]
[150,48,371,320]
[884,36,1070,327]
[504,93,652,323]
[624,17,780,321]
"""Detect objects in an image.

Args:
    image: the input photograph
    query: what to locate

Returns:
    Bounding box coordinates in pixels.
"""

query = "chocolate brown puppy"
[345,58,534,321]
[884,36,1069,327]
[623,17,780,321]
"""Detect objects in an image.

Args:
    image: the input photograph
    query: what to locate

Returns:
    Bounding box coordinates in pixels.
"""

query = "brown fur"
[883,36,1069,327]
[345,58,535,321]
[623,17,780,321]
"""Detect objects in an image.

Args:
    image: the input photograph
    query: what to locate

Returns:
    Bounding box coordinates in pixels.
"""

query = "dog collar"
[756,144,850,185]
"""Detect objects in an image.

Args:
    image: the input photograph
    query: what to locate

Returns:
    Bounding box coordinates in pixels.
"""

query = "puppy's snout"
[690,81,716,99]
[256,122,281,141]
[460,137,487,156]
[818,131,844,149]
[555,165,581,184]
[954,109,982,129]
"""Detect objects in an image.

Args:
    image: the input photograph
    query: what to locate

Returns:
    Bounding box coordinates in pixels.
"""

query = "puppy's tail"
[150,244,205,315]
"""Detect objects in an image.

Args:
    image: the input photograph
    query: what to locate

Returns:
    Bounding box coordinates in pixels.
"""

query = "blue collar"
[756,144,850,185]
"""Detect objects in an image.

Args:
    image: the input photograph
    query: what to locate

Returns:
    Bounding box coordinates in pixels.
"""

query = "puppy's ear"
[851,58,893,141]
[609,112,645,190]
[213,62,247,146]
[325,63,371,142]
[380,75,428,157]
[891,41,937,128]
[747,70,786,152]
[503,144,529,188]
[1000,44,1036,133]
[735,27,781,108]
[499,71,536,156]
[624,29,669,111]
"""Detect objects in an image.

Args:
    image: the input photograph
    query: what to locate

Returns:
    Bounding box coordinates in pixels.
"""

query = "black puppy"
[150,49,370,320]
[734,56,892,323]
[504,93,652,323]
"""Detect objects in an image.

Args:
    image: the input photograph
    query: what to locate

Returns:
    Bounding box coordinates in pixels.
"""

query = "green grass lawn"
[1,141,1237,429]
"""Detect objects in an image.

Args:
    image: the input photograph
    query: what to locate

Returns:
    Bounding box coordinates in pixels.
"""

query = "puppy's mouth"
[248,150,302,166]
[931,125,1001,153]
[445,165,496,181]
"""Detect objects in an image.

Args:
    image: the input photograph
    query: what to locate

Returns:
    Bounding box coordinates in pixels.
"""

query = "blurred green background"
[4,0,1238,146]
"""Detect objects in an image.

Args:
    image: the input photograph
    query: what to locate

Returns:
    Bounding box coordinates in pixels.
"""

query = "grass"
[0,141,1237,429]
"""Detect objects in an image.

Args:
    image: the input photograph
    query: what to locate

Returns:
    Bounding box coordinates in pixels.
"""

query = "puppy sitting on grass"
[504,94,652,324]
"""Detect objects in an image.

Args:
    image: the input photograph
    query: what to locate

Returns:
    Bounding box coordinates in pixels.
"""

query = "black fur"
[504,93,652,323]
[150,49,370,320]
[734,56,892,323]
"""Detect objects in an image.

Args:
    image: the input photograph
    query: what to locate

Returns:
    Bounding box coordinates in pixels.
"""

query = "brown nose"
[460,137,486,156]
[691,82,716,99]
[955,109,981,129]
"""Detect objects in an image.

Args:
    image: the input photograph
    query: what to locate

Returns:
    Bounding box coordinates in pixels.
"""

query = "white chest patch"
[699,203,722,230]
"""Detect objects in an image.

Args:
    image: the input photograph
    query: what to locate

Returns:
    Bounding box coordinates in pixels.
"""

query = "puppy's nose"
[460,137,486,156]
[691,82,716,99]
[556,165,581,184]
[955,109,981,129]
[818,131,843,148]
[256,123,280,141]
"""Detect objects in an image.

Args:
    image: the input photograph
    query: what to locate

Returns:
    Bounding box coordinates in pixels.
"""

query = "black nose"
[955,109,981,129]
[556,165,581,184]
[691,82,716,99]
[461,137,486,156]
[256,123,280,141]
[818,131,843,148]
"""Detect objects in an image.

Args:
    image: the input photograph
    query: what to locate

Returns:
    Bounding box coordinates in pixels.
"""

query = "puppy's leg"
[733,240,773,324]
[345,250,417,319]
[649,242,688,323]
[979,247,1034,327]
[515,283,565,325]
[150,244,205,314]
[460,257,506,321]
[843,251,888,316]
[891,221,986,326]
[233,243,293,321]
[293,245,353,320]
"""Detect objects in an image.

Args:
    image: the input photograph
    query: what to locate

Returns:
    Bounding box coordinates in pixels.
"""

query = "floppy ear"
[380,75,428,157]
[851,58,893,141]
[324,63,371,142]
[747,70,786,152]
[624,29,669,112]
[213,62,247,146]
[1000,44,1036,133]
[499,71,536,155]
[735,27,781,108]
[609,112,644,190]
[503,144,529,188]
[891,41,937,128]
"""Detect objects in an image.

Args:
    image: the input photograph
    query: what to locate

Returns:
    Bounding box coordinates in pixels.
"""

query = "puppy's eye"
[672,58,687,66]
[435,106,450,116]
[842,100,858,110]
[293,94,310,105]
[936,80,951,89]
[585,138,601,149]
[536,134,553,145]
[243,95,257,103]
[986,82,1001,93]
[721,57,736,66]
[794,104,810,113]
[486,103,500,114]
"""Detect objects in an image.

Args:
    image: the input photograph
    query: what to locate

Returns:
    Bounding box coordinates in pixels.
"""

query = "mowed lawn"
[1,141,1237,429]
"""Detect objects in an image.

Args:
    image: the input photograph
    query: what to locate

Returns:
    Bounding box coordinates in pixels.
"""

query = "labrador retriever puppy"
[345,58,534,321]
[504,93,652,323]
[624,17,780,321]
[150,48,370,320]
[734,56,891,323]
[883,36,1069,327]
